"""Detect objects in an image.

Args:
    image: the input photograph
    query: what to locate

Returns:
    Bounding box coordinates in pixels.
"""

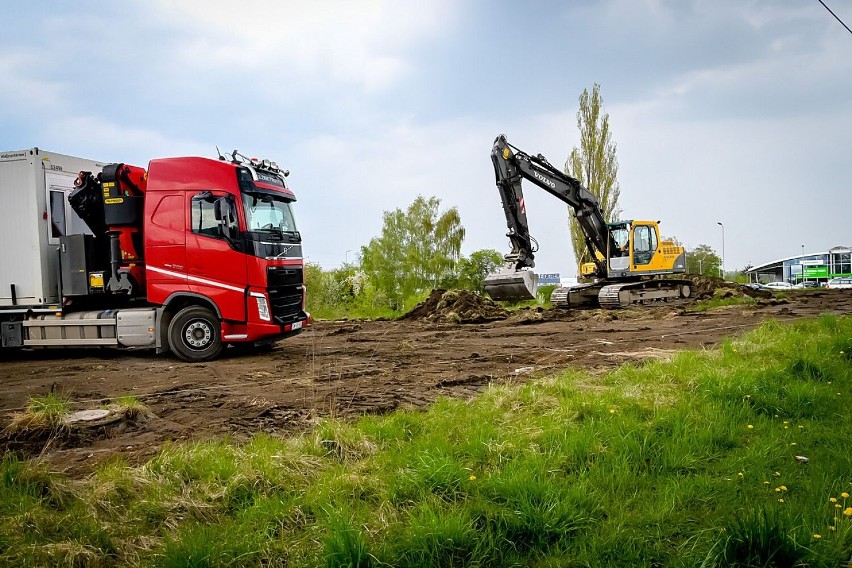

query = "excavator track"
[599,279,691,309]
[550,283,602,309]
[551,279,691,310]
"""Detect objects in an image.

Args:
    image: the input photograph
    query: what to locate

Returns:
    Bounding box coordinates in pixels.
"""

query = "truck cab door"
[185,192,247,322]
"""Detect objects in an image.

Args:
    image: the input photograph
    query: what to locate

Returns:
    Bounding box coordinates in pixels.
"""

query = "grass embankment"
[2,316,852,566]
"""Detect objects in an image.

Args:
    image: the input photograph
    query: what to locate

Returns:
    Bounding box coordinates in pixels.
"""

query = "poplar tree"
[565,84,621,269]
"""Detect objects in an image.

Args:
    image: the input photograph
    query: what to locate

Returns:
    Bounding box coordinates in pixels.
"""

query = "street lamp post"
[345,249,354,264]
[717,222,725,279]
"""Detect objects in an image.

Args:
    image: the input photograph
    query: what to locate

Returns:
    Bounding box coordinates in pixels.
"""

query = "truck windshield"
[241,191,297,233]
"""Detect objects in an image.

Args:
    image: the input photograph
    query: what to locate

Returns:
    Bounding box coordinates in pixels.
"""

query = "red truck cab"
[0,149,309,362]
[0,148,308,361]
[140,154,309,360]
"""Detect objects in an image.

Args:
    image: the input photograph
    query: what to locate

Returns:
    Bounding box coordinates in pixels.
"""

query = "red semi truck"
[0,147,309,361]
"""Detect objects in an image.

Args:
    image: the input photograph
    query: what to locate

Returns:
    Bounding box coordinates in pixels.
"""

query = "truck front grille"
[267,267,303,324]
[268,266,303,287]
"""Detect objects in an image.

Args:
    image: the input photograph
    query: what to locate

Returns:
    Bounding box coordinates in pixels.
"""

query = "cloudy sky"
[2,0,850,276]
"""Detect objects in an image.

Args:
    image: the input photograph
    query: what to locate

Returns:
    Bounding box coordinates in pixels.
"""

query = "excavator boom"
[485,134,610,301]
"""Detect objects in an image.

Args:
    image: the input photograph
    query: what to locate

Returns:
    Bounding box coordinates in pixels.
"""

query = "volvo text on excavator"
[484,134,691,309]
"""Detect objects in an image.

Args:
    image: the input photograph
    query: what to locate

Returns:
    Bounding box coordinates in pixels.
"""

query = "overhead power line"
[818,0,852,36]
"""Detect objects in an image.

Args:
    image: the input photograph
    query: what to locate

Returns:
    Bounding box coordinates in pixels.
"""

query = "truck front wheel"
[168,306,223,362]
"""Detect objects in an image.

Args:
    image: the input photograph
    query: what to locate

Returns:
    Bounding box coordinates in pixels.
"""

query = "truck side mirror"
[214,197,237,242]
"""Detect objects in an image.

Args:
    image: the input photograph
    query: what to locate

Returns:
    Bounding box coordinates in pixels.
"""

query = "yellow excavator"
[484,135,691,308]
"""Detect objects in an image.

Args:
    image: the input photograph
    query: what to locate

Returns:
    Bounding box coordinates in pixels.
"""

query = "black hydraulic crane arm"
[491,134,609,276]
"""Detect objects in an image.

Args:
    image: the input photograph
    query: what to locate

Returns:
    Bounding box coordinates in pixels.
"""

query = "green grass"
[7,391,71,432]
[114,395,148,419]
[2,315,851,566]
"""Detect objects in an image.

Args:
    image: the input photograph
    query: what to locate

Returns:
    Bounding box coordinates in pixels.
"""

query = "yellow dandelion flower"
[738,472,744,477]
[830,497,838,503]
[844,507,852,517]
[609,408,616,414]
[469,475,477,481]
[764,481,770,485]
[780,485,788,491]
[775,487,782,492]
[778,498,785,503]
[747,425,754,429]
[836,504,842,509]
[798,425,804,429]
[774,471,781,477]
[783,421,789,425]
[784,426,789,429]
[813,534,821,539]
[829,526,837,532]
[790,442,797,446]
[842,492,849,499]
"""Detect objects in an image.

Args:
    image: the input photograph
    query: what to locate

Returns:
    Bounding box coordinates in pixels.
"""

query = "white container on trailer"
[0,148,106,309]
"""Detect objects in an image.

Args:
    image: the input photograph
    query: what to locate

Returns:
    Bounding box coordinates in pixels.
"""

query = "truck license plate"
[291,321,302,330]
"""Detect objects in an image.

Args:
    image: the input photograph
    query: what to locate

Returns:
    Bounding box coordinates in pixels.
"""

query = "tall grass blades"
[0,315,850,566]
[7,391,71,432]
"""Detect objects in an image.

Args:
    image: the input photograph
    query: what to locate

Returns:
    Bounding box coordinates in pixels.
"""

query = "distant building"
[536,272,561,285]
[745,246,851,284]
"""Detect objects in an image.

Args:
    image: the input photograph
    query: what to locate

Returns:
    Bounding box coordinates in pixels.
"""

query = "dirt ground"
[2,288,851,477]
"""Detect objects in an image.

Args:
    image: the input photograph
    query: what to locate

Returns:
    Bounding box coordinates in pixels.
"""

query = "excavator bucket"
[484,268,538,302]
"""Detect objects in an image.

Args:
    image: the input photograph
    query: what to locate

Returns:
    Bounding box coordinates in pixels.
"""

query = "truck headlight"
[253,294,270,321]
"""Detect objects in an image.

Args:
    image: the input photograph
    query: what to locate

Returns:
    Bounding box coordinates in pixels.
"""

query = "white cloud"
[40,115,209,166]
[291,110,589,273]
[0,53,68,112]
[148,0,457,94]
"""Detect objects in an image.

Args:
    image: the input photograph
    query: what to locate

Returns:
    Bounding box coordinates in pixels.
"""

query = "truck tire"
[168,306,223,362]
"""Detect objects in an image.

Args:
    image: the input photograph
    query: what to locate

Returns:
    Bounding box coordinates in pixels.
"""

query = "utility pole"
[717,222,725,279]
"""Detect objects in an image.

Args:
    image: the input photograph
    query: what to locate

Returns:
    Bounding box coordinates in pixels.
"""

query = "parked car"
[826,277,852,289]
[764,281,794,290]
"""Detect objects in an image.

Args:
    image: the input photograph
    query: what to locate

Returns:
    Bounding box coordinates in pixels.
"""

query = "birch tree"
[360,196,465,309]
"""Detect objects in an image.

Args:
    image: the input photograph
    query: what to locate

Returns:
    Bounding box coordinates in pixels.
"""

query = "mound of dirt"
[401,289,509,323]
[685,275,770,300]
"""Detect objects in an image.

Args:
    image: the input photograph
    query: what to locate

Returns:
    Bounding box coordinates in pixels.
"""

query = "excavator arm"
[485,135,612,300]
